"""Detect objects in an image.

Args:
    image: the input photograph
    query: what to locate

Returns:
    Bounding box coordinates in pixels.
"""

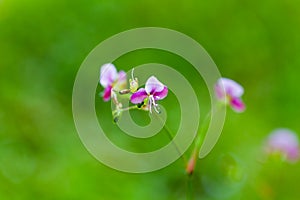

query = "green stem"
[162,121,188,164]
[184,112,211,200]
[194,110,211,155]
[187,175,193,200]
[113,105,187,164]
[112,105,138,115]
[193,103,225,159]
[155,112,187,164]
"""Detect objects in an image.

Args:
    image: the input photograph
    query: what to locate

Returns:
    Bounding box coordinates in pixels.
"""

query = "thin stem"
[185,103,226,199]
[155,112,188,164]
[112,105,138,114]
[184,110,212,199]
[112,104,187,165]
[194,103,225,158]
[131,68,135,80]
[161,120,187,164]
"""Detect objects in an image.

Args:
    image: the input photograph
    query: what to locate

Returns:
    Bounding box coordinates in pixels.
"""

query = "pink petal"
[230,98,245,112]
[287,148,299,161]
[216,78,244,99]
[154,86,168,101]
[130,88,148,104]
[103,86,112,102]
[215,84,225,99]
[100,63,118,88]
[145,76,164,94]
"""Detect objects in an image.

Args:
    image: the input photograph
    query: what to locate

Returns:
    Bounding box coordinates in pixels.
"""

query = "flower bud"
[129,68,139,93]
[130,78,139,93]
[186,152,197,175]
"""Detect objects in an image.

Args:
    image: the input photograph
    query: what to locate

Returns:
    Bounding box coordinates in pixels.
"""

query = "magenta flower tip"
[230,98,245,113]
[130,88,147,104]
[103,86,112,102]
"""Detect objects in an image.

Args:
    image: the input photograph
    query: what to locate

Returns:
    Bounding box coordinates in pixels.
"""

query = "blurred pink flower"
[99,63,127,101]
[130,76,168,113]
[265,129,299,163]
[215,78,245,112]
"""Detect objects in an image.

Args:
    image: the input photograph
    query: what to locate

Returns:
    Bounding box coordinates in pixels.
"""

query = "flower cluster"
[97,60,299,200]
[99,63,169,119]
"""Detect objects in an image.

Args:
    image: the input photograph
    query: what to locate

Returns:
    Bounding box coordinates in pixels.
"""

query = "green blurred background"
[1,0,300,199]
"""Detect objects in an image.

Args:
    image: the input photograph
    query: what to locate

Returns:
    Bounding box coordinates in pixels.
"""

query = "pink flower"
[265,129,299,163]
[130,76,168,113]
[215,78,245,112]
[99,63,127,101]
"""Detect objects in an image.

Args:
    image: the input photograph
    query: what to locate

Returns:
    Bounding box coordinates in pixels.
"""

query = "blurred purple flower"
[215,78,245,112]
[99,63,127,101]
[130,76,168,113]
[265,129,299,163]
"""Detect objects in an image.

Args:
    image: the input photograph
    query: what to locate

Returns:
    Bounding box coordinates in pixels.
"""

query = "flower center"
[148,95,161,114]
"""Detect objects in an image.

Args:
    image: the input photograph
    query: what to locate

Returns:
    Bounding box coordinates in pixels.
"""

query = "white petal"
[217,78,244,98]
[100,63,118,88]
[145,76,164,94]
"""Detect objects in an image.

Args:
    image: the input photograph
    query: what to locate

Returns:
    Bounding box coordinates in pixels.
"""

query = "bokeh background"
[1,0,300,199]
